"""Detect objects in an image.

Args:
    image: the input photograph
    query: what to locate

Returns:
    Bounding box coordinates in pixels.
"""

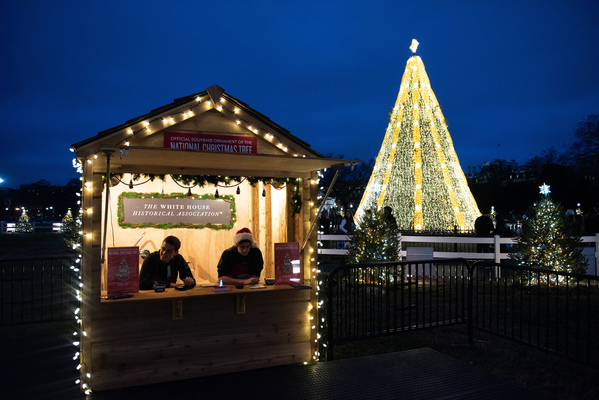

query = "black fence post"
[467,260,475,345]
[326,269,335,361]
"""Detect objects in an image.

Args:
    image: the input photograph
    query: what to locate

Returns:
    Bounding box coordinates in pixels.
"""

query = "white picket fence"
[0,221,64,233]
[318,233,599,276]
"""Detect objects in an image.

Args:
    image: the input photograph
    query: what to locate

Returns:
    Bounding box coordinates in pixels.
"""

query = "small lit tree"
[16,209,33,233]
[347,209,399,264]
[510,184,586,275]
[62,208,81,250]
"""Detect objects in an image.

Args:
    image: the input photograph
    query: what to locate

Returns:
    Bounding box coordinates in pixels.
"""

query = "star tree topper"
[409,39,419,53]
[539,183,551,196]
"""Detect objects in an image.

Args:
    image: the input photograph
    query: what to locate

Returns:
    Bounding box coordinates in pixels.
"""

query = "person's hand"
[183,277,195,286]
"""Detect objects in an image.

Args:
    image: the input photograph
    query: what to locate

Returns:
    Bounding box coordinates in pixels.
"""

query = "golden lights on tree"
[356,40,480,232]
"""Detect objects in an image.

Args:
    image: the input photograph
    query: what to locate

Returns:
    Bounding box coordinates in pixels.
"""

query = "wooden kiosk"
[71,85,352,392]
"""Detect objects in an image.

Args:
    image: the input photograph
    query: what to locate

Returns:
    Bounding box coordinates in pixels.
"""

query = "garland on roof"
[109,174,302,215]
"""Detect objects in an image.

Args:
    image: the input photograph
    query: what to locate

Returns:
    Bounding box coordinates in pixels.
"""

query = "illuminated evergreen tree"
[16,209,33,233]
[510,184,586,274]
[347,209,399,263]
[62,208,81,250]
[356,40,479,232]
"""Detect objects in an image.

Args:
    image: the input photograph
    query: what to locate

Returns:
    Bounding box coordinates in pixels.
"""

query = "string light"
[109,92,307,157]
[69,153,90,394]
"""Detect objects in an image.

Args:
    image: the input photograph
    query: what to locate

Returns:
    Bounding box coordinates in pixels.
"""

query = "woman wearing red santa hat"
[217,227,264,286]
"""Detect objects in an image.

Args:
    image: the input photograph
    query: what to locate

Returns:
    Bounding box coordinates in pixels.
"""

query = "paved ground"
[4,332,80,400]
[3,331,541,400]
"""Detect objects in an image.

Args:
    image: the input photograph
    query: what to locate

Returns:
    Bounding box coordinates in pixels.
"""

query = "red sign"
[107,247,139,296]
[164,132,257,154]
[274,242,300,284]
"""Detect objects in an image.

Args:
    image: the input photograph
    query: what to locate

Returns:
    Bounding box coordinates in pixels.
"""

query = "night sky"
[1,1,598,188]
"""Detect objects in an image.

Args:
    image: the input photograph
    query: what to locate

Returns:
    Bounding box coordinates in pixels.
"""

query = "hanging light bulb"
[215,188,219,198]
[236,186,240,195]
[129,179,133,189]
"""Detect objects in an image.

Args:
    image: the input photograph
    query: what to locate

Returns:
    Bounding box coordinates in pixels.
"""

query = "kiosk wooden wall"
[72,85,350,392]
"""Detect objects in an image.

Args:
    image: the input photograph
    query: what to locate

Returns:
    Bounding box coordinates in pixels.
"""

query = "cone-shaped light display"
[356,41,480,232]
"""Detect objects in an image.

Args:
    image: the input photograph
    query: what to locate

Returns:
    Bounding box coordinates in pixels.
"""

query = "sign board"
[164,131,257,154]
[107,247,139,296]
[118,193,236,230]
[274,242,300,284]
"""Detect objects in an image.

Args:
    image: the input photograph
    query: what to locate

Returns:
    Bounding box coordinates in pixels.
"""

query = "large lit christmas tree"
[510,184,586,274]
[356,40,480,232]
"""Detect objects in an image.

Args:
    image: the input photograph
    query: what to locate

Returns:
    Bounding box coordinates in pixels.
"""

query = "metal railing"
[0,257,78,325]
[469,262,599,366]
[324,259,599,367]
[325,259,469,359]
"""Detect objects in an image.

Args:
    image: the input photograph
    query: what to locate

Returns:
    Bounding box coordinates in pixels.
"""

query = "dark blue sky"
[1,1,598,188]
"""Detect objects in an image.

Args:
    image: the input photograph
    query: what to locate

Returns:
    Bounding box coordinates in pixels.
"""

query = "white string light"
[103,93,306,158]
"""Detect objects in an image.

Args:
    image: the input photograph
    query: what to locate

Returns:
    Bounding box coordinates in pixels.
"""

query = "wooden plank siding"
[90,287,311,391]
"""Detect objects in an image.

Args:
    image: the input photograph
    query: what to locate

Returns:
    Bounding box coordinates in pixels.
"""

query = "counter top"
[101,283,311,303]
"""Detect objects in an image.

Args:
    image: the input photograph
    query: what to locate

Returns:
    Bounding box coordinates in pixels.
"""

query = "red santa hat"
[234,227,256,247]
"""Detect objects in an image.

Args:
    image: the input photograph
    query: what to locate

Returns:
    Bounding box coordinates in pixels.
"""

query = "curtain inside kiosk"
[101,173,291,286]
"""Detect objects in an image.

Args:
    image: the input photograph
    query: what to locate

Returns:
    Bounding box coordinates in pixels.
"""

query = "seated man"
[139,235,196,290]
[217,228,263,286]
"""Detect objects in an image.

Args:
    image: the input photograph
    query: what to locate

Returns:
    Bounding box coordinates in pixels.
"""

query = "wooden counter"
[100,283,303,302]
[89,284,313,391]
